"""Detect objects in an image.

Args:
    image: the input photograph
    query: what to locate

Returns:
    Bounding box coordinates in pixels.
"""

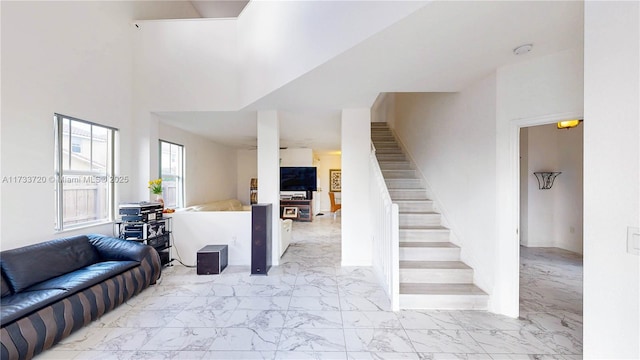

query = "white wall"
[279,148,313,166]
[532,126,561,243]
[553,124,583,253]
[132,18,239,111]
[371,93,396,127]
[0,1,209,250]
[341,109,371,266]
[158,122,238,207]
[394,73,498,295]
[236,149,257,205]
[583,1,639,358]
[523,125,561,248]
[171,211,252,266]
[521,124,583,254]
[1,2,136,249]
[494,47,584,316]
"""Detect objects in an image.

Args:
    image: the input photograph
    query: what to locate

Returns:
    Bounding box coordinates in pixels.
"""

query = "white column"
[257,110,281,266]
[341,108,372,266]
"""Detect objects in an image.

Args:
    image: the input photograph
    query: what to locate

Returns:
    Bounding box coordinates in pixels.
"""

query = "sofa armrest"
[86,234,153,263]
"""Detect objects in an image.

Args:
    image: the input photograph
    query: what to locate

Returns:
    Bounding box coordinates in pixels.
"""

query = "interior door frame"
[505,111,583,317]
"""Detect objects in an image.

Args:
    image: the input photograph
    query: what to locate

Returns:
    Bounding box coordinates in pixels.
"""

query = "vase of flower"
[148,178,163,208]
[155,194,164,208]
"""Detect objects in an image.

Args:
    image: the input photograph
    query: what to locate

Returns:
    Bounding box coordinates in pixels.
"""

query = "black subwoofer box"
[197,245,228,275]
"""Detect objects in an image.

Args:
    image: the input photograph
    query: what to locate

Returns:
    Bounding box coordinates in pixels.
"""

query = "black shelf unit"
[114,217,173,266]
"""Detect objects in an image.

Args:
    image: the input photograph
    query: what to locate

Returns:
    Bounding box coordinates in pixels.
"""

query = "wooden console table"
[280,199,313,222]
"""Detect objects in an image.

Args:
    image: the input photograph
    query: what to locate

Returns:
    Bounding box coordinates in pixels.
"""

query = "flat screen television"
[280,167,317,192]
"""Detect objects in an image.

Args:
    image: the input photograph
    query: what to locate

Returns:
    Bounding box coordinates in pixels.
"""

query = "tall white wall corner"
[584,1,640,358]
[371,93,397,129]
[341,108,372,266]
[257,110,281,266]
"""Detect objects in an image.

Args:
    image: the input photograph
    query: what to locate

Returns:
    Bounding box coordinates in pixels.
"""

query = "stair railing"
[369,142,400,311]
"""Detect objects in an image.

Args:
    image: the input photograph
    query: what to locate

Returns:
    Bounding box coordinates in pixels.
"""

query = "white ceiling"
[160,1,583,151]
[190,0,249,18]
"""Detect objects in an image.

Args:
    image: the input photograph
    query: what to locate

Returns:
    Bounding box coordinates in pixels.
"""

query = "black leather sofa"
[0,234,162,360]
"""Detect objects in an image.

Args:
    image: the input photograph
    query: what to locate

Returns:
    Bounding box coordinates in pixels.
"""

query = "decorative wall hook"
[534,172,561,190]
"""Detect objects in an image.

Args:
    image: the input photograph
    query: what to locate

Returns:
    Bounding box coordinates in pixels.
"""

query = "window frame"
[159,140,185,209]
[54,114,116,231]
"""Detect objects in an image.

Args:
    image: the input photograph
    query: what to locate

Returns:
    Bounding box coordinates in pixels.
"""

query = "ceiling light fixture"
[513,44,533,55]
[557,119,583,129]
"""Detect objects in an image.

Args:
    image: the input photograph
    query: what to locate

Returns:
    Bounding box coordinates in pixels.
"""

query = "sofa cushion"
[1,271,12,298]
[26,261,139,293]
[87,234,153,263]
[0,289,67,326]
[184,199,245,211]
[0,235,101,293]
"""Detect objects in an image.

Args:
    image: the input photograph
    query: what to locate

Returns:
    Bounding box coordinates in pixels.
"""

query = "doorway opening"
[518,122,584,354]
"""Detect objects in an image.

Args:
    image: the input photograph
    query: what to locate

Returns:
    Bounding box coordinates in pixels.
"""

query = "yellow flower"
[148,178,163,195]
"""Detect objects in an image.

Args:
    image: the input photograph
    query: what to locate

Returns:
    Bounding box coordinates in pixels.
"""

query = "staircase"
[371,122,488,310]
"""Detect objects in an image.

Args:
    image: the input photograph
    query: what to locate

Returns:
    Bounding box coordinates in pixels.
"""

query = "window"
[71,139,82,153]
[160,140,184,208]
[54,114,116,230]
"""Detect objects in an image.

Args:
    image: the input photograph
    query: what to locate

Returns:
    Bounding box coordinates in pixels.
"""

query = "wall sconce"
[557,119,582,129]
[534,172,561,190]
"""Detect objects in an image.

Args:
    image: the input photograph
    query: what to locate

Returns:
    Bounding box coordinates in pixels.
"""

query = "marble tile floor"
[38,217,583,360]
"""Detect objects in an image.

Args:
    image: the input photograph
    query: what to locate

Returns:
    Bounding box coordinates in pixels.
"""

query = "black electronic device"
[118,202,163,222]
[251,204,272,275]
[197,245,228,275]
[120,221,167,240]
[280,167,317,192]
[121,215,143,222]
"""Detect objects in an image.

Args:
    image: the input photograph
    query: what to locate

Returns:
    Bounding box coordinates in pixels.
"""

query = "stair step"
[371,122,487,311]
[385,178,423,189]
[389,189,429,200]
[399,242,460,261]
[379,161,412,170]
[382,170,418,179]
[374,144,404,154]
[400,227,450,242]
[376,154,407,161]
[395,200,435,213]
[399,212,441,227]
[400,283,487,295]
[376,148,403,155]
[374,145,400,150]
[372,137,396,143]
[399,284,488,310]
[371,131,393,136]
[399,261,473,284]
[400,260,471,269]
[400,241,458,248]
[372,141,400,148]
